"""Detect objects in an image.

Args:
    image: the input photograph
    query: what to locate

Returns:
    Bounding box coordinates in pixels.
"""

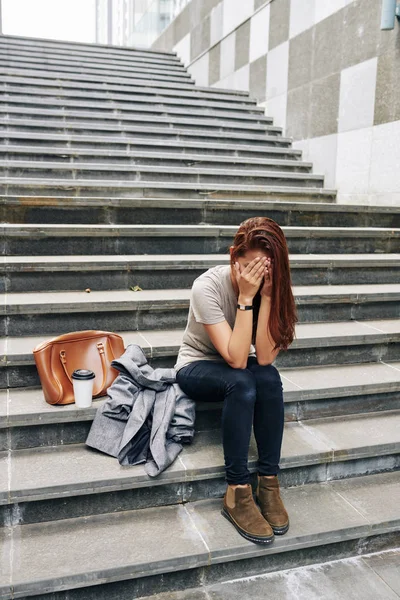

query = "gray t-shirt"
[174,264,256,372]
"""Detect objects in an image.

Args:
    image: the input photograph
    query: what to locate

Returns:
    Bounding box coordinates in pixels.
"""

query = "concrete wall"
[153,0,400,206]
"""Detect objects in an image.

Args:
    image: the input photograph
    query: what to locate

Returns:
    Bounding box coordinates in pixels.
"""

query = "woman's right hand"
[234,257,267,303]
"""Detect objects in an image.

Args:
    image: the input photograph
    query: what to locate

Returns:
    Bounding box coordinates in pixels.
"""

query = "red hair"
[230,217,297,350]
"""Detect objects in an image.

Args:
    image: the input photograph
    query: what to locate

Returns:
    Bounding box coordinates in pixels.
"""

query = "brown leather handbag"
[33,330,125,405]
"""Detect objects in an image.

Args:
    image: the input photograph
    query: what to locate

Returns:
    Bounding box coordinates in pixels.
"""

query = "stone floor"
[148,549,400,600]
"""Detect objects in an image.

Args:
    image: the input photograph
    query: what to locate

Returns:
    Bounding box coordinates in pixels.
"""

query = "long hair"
[230,217,297,350]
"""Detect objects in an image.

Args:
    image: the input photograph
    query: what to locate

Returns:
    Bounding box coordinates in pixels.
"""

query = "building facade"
[95,0,190,48]
[152,0,400,206]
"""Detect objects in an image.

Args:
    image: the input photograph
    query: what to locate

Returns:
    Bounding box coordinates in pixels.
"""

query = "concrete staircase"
[0,34,399,600]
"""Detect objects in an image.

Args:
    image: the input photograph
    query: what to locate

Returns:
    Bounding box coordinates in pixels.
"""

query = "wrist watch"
[237,304,253,311]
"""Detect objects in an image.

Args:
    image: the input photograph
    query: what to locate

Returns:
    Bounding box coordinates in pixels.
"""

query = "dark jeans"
[176,357,284,485]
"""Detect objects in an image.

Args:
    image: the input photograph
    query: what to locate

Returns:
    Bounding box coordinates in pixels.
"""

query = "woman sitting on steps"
[175,216,297,545]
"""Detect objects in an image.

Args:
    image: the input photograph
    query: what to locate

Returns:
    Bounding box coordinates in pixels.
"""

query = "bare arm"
[204,308,252,369]
[255,296,280,365]
[255,258,280,365]
[204,257,267,369]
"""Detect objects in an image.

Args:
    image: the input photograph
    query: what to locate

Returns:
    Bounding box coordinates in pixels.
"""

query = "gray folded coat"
[86,344,195,476]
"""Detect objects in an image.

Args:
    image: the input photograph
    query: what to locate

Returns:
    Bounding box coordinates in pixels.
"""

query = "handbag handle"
[59,342,107,394]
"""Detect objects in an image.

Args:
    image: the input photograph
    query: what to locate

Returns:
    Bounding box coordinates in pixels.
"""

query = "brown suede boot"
[256,475,289,535]
[222,484,274,545]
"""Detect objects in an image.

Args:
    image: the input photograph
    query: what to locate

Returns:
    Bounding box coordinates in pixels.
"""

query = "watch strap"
[237,304,253,311]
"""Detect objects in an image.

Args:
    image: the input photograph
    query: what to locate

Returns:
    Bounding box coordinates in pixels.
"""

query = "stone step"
[0,179,335,201]
[1,411,399,526]
[0,107,279,135]
[4,349,400,425]
[0,117,287,144]
[0,69,254,101]
[0,82,264,114]
[2,225,397,256]
[0,131,301,160]
[3,254,400,293]
[0,46,188,72]
[1,92,265,127]
[0,33,181,62]
[1,285,400,337]
[0,471,398,598]
[0,58,194,85]
[0,146,311,172]
[2,320,400,393]
[123,550,400,600]
[0,95,272,124]
[0,51,190,75]
[3,196,399,228]
[0,161,323,189]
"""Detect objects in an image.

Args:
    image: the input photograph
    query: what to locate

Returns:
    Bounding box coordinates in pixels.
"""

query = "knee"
[254,364,282,392]
[225,370,256,405]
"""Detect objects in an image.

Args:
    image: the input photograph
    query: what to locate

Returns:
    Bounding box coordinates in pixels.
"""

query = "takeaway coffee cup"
[72,369,95,408]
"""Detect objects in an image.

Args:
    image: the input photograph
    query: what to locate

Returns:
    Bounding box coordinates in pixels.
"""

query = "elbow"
[256,349,279,367]
[257,357,274,366]
[229,360,248,370]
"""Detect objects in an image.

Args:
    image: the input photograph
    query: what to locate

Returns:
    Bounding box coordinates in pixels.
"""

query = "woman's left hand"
[260,258,273,297]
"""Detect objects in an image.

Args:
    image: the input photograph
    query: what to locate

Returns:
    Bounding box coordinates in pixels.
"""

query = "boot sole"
[221,508,275,545]
[271,521,289,535]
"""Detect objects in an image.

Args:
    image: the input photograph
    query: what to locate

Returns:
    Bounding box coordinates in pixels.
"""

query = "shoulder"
[190,265,230,324]
[192,265,230,294]
[190,266,231,315]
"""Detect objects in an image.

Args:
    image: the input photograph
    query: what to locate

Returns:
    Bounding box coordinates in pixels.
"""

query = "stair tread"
[0,34,180,59]
[1,120,287,142]
[2,319,400,362]
[0,70,252,99]
[3,284,400,307]
[0,149,305,167]
[122,550,400,600]
[0,471,398,598]
[0,64,193,85]
[0,283,400,307]
[0,114,275,134]
[0,179,335,194]
[0,109,273,131]
[0,88,261,113]
[0,58,192,75]
[1,411,399,505]
[0,48,185,63]
[0,73,247,96]
[0,99,270,120]
[2,194,399,214]
[3,224,399,236]
[0,162,322,179]
[0,52,180,68]
[0,50,188,71]
[0,131,302,154]
[2,357,400,427]
[0,67,201,90]
[4,254,400,267]
[0,47,182,65]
